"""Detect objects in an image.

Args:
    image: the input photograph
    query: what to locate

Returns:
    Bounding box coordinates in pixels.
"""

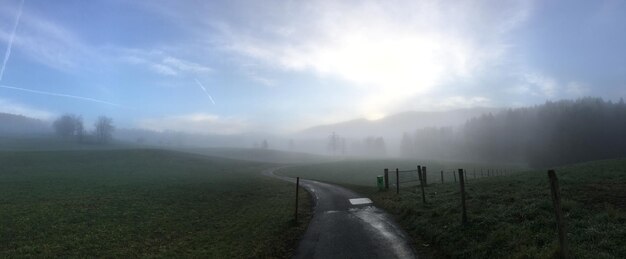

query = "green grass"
[279,158,524,187]
[279,158,626,258]
[178,147,333,164]
[0,136,140,151]
[0,149,310,258]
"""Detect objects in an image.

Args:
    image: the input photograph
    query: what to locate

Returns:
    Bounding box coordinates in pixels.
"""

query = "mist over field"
[3,97,626,168]
[1,0,625,258]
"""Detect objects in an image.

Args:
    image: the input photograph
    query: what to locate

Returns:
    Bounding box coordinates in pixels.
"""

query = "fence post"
[420,169,426,204]
[548,170,568,258]
[453,171,457,183]
[423,166,428,186]
[418,165,422,182]
[440,170,444,184]
[384,168,389,190]
[396,168,400,194]
[458,169,468,225]
[295,177,299,222]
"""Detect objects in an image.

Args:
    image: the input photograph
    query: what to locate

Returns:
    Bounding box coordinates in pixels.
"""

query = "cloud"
[163,57,212,74]
[117,48,212,76]
[0,3,98,72]
[0,97,54,119]
[114,0,538,125]
[523,73,558,97]
[513,73,590,99]
[0,4,212,78]
[210,0,533,117]
[137,113,248,134]
[565,81,589,97]
[242,67,275,87]
[439,96,493,109]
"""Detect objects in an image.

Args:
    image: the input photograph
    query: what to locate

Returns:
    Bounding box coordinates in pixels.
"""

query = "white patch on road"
[349,198,373,205]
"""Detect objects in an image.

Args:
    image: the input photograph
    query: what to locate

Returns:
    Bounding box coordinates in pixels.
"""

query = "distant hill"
[0,113,50,136]
[299,107,500,138]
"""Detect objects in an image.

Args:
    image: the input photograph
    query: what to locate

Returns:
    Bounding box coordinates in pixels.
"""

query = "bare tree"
[53,114,83,142]
[400,132,413,157]
[328,132,338,154]
[94,116,114,144]
[74,116,85,143]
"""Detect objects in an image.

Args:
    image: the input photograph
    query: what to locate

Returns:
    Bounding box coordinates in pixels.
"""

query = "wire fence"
[385,166,517,192]
[379,165,569,257]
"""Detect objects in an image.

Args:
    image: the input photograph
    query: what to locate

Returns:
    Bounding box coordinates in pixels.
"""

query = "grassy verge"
[280,158,626,258]
[0,149,311,258]
[279,159,523,187]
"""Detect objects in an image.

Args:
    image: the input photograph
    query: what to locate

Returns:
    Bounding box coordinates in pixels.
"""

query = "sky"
[0,0,625,134]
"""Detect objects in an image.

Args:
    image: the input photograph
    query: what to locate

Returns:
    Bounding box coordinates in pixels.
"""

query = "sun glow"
[225,0,517,121]
[305,31,473,117]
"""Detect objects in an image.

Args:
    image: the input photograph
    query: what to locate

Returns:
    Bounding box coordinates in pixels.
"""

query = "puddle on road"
[351,206,415,259]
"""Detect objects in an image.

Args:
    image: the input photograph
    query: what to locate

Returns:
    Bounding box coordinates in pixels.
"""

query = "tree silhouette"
[53,114,83,142]
[94,116,114,144]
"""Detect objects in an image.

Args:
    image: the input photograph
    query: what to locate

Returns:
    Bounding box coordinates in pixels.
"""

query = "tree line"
[53,114,115,144]
[326,132,387,157]
[401,97,626,167]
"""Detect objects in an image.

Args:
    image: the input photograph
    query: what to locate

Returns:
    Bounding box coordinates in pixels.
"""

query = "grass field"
[279,158,524,187]
[279,158,626,258]
[178,147,333,164]
[0,136,141,151]
[0,149,310,258]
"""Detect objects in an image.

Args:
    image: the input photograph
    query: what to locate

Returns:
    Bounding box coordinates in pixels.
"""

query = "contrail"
[0,0,25,82]
[194,78,216,105]
[0,84,122,107]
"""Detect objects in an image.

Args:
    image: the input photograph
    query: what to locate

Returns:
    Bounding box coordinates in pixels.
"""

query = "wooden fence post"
[458,169,468,225]
[440,170,444,184]
[548,170,568,258]
[423,166,428,186]
[420,176,426,204]
[418,165,422,182]
[295,177,299,222]
[396,168,400,194]
[384,168,389,190]
[453,171,457,183]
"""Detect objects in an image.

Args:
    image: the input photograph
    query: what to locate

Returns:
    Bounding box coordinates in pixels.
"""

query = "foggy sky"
[0,0,625,134]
